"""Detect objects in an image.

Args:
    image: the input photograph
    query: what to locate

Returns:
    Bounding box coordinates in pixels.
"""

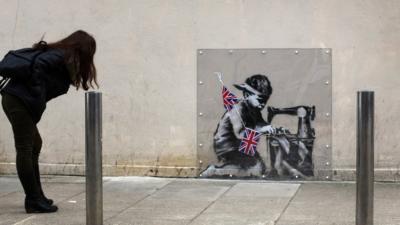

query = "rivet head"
[326,162,330,166]
[199,112,203,116]
[261,50,267,54]
[198,50,203,55]
[325,49,330,54]
[199,160,203,164]
[326,176,330,179]
[326,144,330,148]
[294,50,299,54]
[229,50,234,54]
[199,81,204,85]
[199,143,203,147]
[325,81,330,85]
[325,113,330,117]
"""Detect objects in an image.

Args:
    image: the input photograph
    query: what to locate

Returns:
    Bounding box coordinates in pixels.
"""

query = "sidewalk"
[0,176,399,225]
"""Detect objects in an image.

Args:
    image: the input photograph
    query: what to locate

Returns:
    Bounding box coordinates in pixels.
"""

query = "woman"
[0,30,97,213]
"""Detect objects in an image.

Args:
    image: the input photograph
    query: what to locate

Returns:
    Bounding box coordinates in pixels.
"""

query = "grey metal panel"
[197,49,332,180]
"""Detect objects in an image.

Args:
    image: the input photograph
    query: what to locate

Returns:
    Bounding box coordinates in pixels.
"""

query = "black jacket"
[1,49,72,123]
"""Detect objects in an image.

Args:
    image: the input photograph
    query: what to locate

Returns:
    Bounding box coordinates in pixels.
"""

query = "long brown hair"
[33,30,98,90]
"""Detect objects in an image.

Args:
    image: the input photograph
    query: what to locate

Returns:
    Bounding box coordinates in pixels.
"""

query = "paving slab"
[24,177,171,225]
[106,219,190,225]
[106,179,234,225]
[0,192,29,225]
[374,183,400,225]
[2,176,400,225]
[276,182,400,225]
[0,182,85,225]
[276,183,355,225]
[0,177,23,197]
[189,182,300,225]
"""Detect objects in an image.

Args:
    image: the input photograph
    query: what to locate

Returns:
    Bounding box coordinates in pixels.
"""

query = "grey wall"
[0,0,399,180]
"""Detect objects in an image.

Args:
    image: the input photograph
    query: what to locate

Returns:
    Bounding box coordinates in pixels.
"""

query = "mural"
[200,73,315,179]
[197,49,332,180]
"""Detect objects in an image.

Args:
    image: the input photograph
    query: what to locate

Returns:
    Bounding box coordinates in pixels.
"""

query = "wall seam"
[11,0,20,48]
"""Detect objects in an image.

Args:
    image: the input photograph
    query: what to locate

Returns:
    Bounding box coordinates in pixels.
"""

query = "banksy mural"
[200,73,315,179]
[203,74,273,177]
[197,49,332,180]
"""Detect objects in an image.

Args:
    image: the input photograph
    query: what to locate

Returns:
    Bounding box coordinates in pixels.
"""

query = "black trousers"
[1,93,44,199]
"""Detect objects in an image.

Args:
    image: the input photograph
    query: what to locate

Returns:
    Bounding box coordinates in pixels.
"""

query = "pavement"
[0,176,400,225]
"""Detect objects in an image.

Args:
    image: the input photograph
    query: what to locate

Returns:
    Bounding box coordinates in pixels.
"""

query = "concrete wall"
[0,0,399,180]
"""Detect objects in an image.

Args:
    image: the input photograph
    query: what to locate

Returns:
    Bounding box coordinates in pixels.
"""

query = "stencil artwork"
[197,49,332,180]
[200,73,315,179]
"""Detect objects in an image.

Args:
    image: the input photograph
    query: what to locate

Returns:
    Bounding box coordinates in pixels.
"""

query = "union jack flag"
[239,128,261,156]
[222,86,239,111]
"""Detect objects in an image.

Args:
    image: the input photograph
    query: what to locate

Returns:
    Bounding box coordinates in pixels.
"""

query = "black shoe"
[39,190,54,205]
[42,196,54,205]
[25,198,58,214]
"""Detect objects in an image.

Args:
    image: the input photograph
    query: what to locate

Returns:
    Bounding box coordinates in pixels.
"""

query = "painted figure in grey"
[200,74,274,177]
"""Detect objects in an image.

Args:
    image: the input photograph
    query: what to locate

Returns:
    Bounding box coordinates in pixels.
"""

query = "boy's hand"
[258,125,276,135]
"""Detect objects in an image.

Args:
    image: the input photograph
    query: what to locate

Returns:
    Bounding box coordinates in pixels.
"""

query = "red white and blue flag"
[239,128,261,156]
[222,86,239,111]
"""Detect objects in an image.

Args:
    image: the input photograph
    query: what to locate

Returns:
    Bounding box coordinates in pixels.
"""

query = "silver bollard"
[356,91,374,225]
[85,92,103,225]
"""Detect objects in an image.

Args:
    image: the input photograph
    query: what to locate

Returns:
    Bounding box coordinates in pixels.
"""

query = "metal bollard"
[85,92,103,225]
[356,91,374,225]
